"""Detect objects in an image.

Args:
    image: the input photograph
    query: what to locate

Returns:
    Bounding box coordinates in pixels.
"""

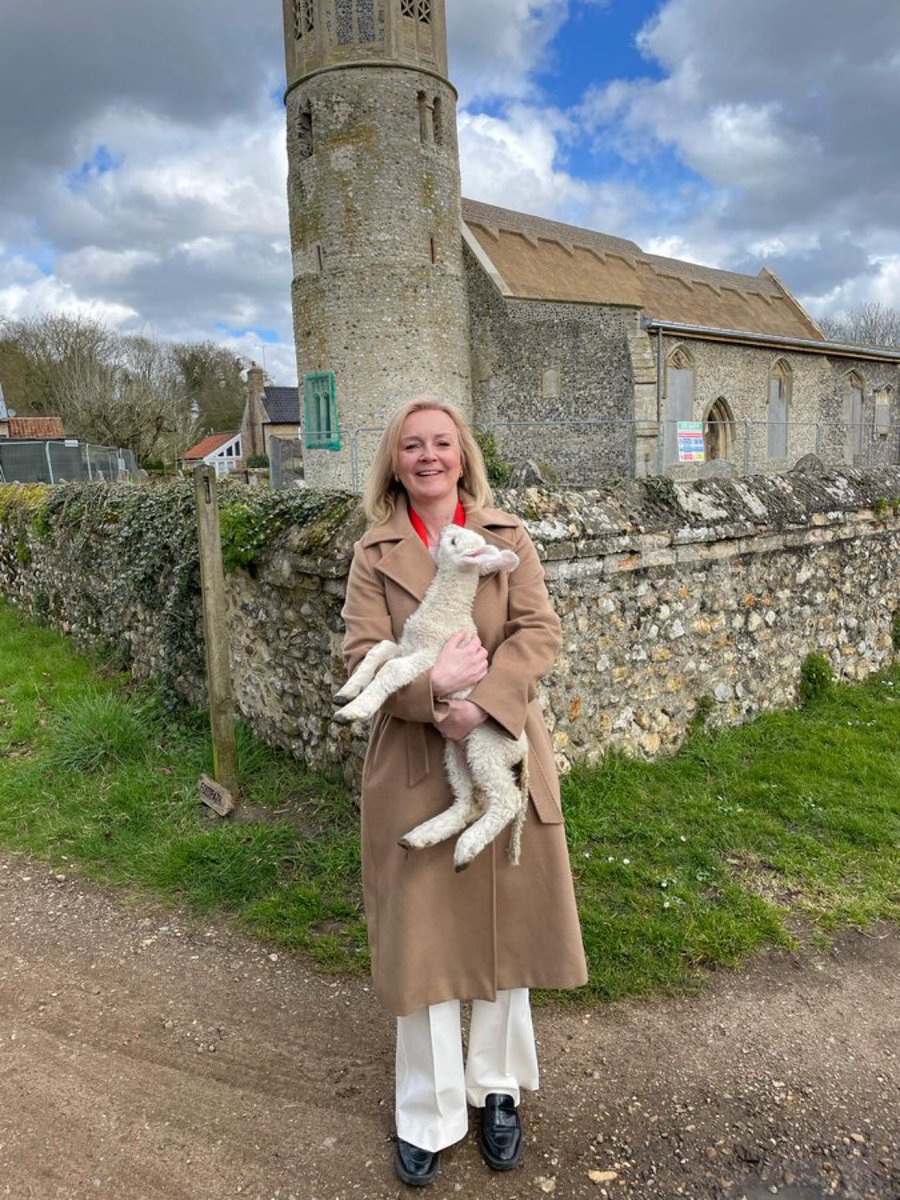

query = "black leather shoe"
[394,1138,441,1186]
[479,1093,524,1170]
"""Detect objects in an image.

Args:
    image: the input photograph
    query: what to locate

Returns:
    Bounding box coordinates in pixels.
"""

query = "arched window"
[402,0,432,22]
[297,103,314,160]
[767,359,791,459]
[705,397,734,462]
[292,0,314,40]
[845,370,865,458]
[665,345,695,465]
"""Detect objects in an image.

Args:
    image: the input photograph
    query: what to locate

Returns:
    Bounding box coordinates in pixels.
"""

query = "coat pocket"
[527,750,564,825]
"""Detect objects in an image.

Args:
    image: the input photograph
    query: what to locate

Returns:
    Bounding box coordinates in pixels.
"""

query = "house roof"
[461,199,824,342]
[182,431,239,461]
[7,416,66,439]
[262,385,300,424]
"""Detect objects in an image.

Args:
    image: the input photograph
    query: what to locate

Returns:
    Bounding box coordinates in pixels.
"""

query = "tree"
[173,340,247,434]
[819,302,900,348]
[0,314,198,465]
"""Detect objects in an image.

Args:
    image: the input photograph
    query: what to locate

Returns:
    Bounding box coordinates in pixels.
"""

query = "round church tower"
[283,0,471,490]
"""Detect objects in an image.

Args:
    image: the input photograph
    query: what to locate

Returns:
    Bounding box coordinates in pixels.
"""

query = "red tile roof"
[182,431,240,460]
[7,416,66,438]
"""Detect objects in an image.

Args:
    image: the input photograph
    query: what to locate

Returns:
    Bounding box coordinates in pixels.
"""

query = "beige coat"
[342,496,588,1016]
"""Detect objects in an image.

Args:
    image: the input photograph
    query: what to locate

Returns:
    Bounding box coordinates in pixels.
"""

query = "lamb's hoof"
[454,860,471,873]
[333,709,352,724]
[398,836,414,850]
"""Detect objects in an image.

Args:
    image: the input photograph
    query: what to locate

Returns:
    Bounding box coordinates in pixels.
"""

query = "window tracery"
[292,0,314,40]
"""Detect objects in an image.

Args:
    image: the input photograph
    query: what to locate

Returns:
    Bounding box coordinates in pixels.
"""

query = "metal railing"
[0,440,137,485]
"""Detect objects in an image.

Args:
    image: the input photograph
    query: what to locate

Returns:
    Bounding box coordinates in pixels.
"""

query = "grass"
[1,599,898,1003]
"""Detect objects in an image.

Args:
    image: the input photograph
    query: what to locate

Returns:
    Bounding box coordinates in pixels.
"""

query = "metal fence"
[269,436,305,490]
[0,440,137,485]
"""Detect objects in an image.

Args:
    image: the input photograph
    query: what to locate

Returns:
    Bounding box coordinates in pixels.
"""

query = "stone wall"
[1,467,898,789]
[466,246,638,486]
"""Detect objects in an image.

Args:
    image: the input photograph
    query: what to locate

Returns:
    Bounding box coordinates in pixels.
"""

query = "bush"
[246,454,269,469]
[799,652,834,706]
[474,429,512,487]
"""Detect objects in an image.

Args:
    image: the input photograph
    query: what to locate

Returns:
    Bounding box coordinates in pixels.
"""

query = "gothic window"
[304,371,341,451]
[401,0,431,22]
[292,0,314,39]
[432,95,443,145]
[705,397,734,462]
[665,345,695,465]
[337,0,354,43]
[845,370,865,458]
[297,105,314,160]
[767,359,791,459]
[357,0,376,42]
[874,384,893,434]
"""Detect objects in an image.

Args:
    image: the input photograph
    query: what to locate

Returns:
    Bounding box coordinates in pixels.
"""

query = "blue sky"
[1,0,899,384]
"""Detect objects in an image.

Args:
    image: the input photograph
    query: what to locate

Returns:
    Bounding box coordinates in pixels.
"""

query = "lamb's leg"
[399,741,481,849]
[334,650,433,723]
[334,640,401,702]
[452,730,528,872]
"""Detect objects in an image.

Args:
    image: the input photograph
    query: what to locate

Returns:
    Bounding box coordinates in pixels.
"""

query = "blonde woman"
[341,398,586,1186]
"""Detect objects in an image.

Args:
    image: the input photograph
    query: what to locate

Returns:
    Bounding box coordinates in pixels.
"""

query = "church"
[281,0,900,490]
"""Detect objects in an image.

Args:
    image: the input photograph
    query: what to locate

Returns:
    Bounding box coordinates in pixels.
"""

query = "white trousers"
[395,988,539,1153]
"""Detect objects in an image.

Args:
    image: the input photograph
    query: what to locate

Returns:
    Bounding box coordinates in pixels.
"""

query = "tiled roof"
[462,199,824,341]
[182,431,239,460]
[263,386,300,424]
[7,416,66,438]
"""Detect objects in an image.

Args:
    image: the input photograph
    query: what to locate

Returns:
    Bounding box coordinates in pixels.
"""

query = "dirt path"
[0,853,897,1200]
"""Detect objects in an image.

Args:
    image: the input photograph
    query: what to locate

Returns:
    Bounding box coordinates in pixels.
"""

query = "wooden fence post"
[194,466,239,811]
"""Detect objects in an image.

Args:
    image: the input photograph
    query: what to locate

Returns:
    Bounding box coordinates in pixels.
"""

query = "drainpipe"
[655,329,665,475]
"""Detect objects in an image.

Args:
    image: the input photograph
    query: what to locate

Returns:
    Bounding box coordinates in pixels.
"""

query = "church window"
[432,95,443,145]
[845,371,865,458]
[874,384,893,435]
[292,0,314,39]
[430,236,437,265]
[417,91,432,145]
[705,397,734,462]
[767,359,791,459]
[401,0,431,22]
[297,105,314,160]
[664,345,695,465]
[304,371,341,451]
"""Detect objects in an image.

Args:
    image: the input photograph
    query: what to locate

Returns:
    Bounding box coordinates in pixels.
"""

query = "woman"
[341,397,587,1186]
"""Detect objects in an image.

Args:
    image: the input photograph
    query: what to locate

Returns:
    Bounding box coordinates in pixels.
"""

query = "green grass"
[1,599,898,1003]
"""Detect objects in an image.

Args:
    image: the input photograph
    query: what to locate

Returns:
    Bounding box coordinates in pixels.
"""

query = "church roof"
[262,386,300,424]
[461,199,824,342]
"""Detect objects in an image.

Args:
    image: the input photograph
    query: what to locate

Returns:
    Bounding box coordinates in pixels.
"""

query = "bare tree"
[54,333,197,465]
[819,302,900,348]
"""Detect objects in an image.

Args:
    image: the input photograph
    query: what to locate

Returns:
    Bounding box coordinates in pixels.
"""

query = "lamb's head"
[437,524,520,576]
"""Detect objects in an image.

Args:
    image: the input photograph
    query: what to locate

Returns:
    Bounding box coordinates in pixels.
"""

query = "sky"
[1,0,899,386]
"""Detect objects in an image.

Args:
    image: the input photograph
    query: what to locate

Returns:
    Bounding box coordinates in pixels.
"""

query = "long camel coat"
[342,495,588,1016]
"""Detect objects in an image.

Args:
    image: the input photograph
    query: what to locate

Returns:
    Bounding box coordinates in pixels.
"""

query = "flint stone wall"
[0,466,898,789]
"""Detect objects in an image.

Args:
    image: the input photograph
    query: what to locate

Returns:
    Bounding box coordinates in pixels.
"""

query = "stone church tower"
[283,0,471,489]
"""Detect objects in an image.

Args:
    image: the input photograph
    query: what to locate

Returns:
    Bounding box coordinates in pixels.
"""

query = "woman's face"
[396,408,463,510]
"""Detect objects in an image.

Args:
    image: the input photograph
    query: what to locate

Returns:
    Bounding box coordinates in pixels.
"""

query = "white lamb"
[335,524,529,871]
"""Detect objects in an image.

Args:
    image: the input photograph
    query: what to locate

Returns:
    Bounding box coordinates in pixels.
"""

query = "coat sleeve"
[467,524,561,740]
[341,541,449,725]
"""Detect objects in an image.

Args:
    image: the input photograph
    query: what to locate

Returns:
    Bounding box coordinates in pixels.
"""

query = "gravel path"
[0,853,897,1200]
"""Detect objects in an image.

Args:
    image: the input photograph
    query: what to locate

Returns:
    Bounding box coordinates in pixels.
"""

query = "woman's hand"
[431,630,488,699]
[438,699,489,742]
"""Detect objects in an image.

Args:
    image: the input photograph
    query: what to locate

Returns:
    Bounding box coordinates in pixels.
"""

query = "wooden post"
[194,466,239,810]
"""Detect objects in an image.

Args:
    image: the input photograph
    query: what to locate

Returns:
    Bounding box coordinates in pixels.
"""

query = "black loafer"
[479,1093,524,1170]
[394,1138,441,1186]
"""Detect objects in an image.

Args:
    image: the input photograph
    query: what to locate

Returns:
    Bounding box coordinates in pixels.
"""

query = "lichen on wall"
[1,465,898,790]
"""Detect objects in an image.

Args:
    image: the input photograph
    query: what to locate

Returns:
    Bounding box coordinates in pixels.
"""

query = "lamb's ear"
[464,545,520,575]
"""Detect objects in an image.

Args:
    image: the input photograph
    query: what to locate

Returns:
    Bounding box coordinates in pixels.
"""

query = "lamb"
[334,524,529,871]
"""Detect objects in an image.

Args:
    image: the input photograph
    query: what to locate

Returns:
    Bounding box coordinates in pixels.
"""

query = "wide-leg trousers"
[395,988,539,1153]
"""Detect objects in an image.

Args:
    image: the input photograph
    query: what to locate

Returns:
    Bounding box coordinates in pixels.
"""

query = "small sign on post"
[194,465,240,810]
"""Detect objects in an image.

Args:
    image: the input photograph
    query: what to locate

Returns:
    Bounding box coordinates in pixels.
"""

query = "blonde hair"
[363,396,494,525]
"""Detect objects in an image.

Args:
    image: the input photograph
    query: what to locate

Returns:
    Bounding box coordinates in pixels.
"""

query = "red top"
[409,499,466,548]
